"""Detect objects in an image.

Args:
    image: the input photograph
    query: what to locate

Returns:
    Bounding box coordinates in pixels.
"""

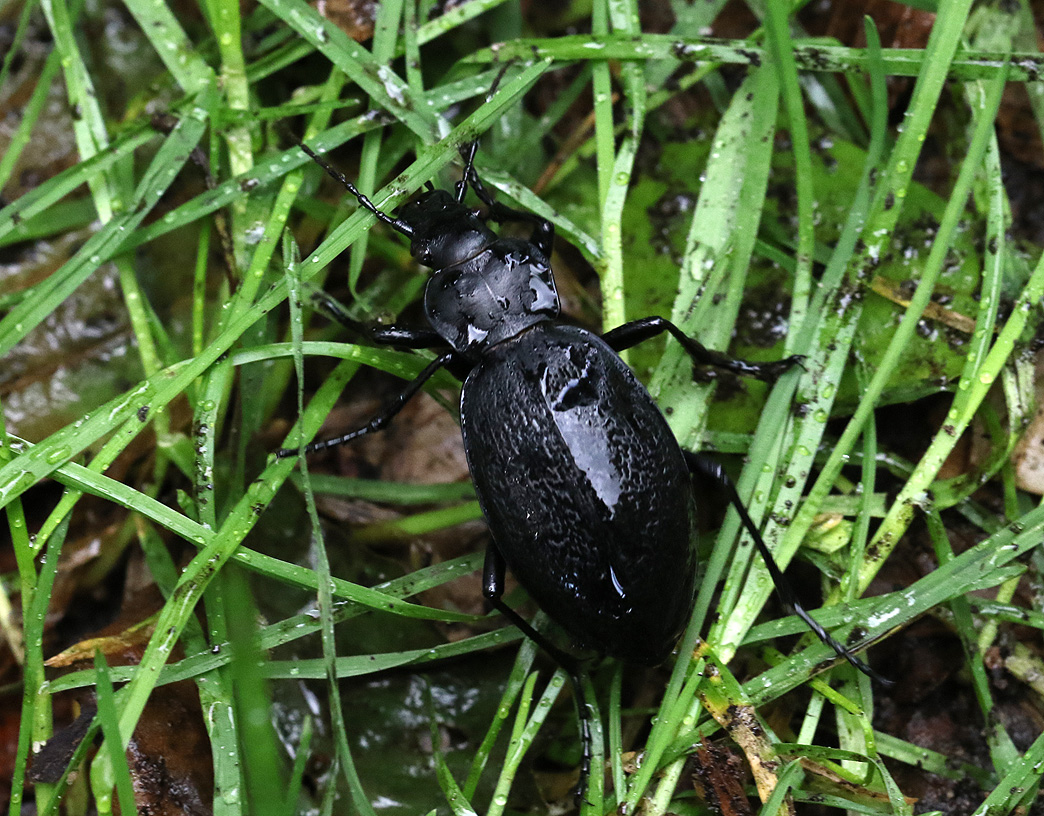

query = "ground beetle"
[279,128,884,795]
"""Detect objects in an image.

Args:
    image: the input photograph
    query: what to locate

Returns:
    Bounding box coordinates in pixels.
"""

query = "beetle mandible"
[279,125,884,789]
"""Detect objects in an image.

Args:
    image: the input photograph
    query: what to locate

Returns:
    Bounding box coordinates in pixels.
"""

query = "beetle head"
[398,189,495,268]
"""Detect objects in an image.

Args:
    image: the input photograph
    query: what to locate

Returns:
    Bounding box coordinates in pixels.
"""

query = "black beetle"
[279,132,883,793]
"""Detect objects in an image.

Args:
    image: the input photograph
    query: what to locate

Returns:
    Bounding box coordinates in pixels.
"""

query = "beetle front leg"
[482,543,595,802]
[683,452,891,685]
[310,287,448,349]
[602,316,803,381]
[277,351,455,457]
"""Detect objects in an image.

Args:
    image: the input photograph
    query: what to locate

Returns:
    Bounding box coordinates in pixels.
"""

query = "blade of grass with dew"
[411,0,514,50]
[597,0,646,337]
[347,0,405,296]
[222,620,519,678]
[969,730,1044,815]
[7,518,67,816]
[0,123,155,244]
[590,0,613,210]
[121,0,214,92]
[607,663,625,799]
[39,0,117,218]
[649,64,779,446]
[292,473,475,504]
[402,0,420,92]
[874,732,992,786]
[486,671,566,816]
[468,33,1040,82]
[462,636,539,799]
[91,653,137,816]
[257,0,438,141]
[0,99,212,356]
[205,0,254,178]
[421,68,512,111]
[350,502,483,542]
[833,671,876,798]
[579,672,605,816]
[0,198,100,249]
[195,408,244,816]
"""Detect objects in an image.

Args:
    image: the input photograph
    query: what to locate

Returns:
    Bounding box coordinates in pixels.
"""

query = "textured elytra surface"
[461,323,697,665]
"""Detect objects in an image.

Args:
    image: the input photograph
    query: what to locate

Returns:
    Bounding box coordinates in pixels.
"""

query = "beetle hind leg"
[684,453,893,686]
[482,545,596,802]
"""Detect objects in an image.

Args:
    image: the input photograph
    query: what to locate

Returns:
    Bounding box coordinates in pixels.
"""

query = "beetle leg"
[276,351,456,457]
[683,453,893,685]
[310,287,449,350]
[601,316,804,382]
[482,544,595,802]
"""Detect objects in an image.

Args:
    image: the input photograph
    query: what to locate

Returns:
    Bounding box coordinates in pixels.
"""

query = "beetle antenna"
[455,62,515,203]
[298,142,414,237]
[456,140,479,203]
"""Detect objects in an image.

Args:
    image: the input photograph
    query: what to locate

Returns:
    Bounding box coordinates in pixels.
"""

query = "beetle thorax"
[424,238,560,355]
